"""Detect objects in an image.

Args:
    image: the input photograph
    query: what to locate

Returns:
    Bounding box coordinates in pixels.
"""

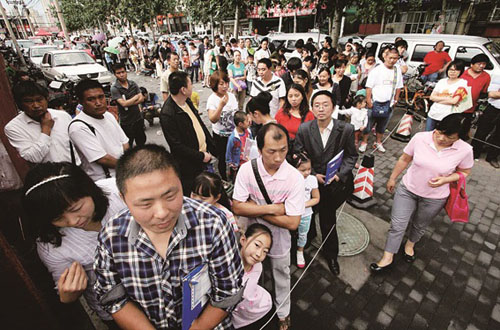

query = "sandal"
[279,316,291,330]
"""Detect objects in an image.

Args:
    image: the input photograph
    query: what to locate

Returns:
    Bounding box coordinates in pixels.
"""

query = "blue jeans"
[426,117,439,131]
[298,214,312,248]
[421,72,439,84]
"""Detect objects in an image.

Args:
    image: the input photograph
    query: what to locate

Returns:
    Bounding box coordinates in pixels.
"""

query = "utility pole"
[23,5,36,35]
[0,4,27,66]
[51,0,69,41]
[13,4,29,37]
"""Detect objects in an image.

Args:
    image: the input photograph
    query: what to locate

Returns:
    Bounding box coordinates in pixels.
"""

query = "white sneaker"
[297,251,305,268]
[359,142,367,153]
[374,143,386,153]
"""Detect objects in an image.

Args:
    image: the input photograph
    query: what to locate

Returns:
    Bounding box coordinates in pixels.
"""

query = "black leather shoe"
[403,251,416,263]
[488,159,500,169]
[328,259,340,276]
[370,262,393,272]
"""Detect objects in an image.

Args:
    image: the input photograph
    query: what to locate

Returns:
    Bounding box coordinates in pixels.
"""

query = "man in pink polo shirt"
[233,123,305,329]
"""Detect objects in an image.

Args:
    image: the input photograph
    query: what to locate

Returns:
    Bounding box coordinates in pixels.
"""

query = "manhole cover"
[337,211,370,256]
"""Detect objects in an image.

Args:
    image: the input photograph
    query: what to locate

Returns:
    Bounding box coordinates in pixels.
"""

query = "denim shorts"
[364,109,391,134]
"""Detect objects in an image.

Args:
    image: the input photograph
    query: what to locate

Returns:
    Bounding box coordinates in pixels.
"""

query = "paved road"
[125,72,500,330]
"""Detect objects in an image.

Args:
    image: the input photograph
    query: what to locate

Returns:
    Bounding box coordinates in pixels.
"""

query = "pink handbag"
[445,172,469,223]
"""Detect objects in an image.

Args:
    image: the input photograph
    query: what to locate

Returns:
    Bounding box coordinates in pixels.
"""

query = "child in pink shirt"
[232,224,276,329]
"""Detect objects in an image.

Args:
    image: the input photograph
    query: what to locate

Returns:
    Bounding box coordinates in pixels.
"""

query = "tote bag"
[445,172,469,223]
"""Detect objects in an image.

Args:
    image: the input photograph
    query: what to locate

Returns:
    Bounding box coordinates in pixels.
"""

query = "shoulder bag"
[445,172,469,223]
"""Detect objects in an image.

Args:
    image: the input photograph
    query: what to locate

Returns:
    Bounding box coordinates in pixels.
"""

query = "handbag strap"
[390,66,398,104]
[251,159,273,205]
[456,171,466,189]
[69,119,112,179]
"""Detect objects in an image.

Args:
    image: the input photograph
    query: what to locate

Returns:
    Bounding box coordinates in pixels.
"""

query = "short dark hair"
[112,62,126,73]
[75,79,104,100]
[246,92,272,115]
[435,113,469,140]
[256,122,289,151]
[446,60,466,77]
[258,57,272,69]
[169,71,189,95]
[22,162,109,247]
[311,90,336,107]
[166,52,179,62]
[434,40,445,49]
[471,54,489,65]
[334,59,347,69]
[13,81,49,108]
[261,37,269,44]
[209,70,229,92]
[234,111,248,126]
[352,95,366,107]
[286,57,302,72]
[116,144,180,195]
[230,38,237,44]
[395,39,408,50]
[295,39,304,49]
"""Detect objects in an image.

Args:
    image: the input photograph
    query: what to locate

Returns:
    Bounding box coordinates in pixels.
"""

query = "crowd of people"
[3,31,499,330]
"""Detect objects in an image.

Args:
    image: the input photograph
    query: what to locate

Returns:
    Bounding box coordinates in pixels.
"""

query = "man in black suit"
[160,71,215,196]
[294,90,358,275]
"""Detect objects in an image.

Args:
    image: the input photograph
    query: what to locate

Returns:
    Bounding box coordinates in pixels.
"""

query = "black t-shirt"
[110,80,142,126]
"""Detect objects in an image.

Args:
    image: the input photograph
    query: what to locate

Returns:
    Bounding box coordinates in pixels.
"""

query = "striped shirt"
[94,197,244,329]
[249,75,286,118]
[36,178,126,320]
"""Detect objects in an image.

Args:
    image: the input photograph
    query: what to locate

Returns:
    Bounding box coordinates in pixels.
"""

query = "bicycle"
[401,64,435,122]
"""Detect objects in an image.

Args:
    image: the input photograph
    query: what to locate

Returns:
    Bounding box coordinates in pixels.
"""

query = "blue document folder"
[324,150,344,186]
[182,263,211,330]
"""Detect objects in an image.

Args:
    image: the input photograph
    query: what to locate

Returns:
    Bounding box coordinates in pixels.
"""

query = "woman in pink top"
[232,224,276,329]
[371,114,473,272]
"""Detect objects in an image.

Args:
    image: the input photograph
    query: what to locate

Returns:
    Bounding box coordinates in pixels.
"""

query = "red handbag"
[445,172,469,223]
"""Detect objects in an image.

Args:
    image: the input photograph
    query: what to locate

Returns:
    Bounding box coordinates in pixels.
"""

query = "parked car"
[28,45,58,67]
[338,35,365,48]
[40,50,113,87]
[362,33,500,77]
[6,39,36,52]
[74,42,96,59]
[265,32,329,59]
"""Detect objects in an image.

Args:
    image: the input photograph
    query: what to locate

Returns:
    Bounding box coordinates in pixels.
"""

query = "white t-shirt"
[250,75,286,118]
[254,48,270,62]
[69,111,129,181]
[488,76,500,109]
[36,178,126,320]
[304,175,318,216]
[336,107,369,131]
[428,78,469,121]
[206,92,238,137]
[366,64,404,104]
[289,50,302,59]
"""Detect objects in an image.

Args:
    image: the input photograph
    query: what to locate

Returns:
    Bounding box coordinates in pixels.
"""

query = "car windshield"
[31,47,58,57]
[76,43,90,50]
[54,52,94,66]
[19,40,35,48]
[484,42,500,65]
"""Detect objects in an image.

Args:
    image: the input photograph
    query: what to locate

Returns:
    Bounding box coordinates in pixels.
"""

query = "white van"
[265,32,329,59]
[362,33,500,77]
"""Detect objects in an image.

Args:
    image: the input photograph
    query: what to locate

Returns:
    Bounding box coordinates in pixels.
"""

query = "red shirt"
[423,51,451,76]
[460,69,491,113]
[275,108,315,139]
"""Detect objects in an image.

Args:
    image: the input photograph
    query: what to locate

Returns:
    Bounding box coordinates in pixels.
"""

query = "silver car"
[40,50,113,86]
[28,45,58,68]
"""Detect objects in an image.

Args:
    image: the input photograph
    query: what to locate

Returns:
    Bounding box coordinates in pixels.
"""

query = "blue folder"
[182,263,211,330]
[324,150,344,186]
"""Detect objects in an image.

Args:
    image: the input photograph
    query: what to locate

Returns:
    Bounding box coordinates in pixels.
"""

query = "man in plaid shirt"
[94,144,243,329]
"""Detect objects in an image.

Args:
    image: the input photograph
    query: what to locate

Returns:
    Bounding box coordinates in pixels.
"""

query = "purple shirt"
[233,157,305,257]
[402,131,474,199]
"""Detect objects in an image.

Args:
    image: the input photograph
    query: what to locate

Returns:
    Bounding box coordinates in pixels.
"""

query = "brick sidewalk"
[129,72,500,330]
[288,114,500,330]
